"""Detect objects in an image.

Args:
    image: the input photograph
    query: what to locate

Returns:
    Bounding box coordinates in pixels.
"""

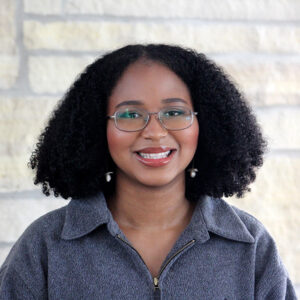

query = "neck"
[108,171,195,232]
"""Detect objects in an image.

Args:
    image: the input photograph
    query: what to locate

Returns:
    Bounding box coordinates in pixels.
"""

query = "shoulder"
[228,203,281,256]
[203,196,275,244]
[223,201,291,288]
[200,196,286,267]
[2,204,68,272]
[4,206,66,264]
[229,203,271,240]
[17,204,67,247]
[202,198,296,297]
[0,204,68,298]
[228,203,297,298]
[199,196,269,244]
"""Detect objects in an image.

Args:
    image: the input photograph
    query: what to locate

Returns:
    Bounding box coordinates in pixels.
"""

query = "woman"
[0,44,297,299]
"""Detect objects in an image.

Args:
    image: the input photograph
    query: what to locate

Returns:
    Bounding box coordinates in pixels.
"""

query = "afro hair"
[29,44,267,202]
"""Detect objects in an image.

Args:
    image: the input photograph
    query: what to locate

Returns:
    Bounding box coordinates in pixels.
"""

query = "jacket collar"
[199,196,255,243]
[61,192,111,240]
[61,192,254,244]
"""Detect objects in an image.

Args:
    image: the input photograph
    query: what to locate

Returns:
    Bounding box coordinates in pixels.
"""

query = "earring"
[187,160,198,178]
[188,168,198,178]
[105,172,113,182]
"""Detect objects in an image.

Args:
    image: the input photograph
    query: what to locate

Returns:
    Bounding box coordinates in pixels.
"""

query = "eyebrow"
[115,100,142,108]
[115,98,188,108]
[162,98,188,105]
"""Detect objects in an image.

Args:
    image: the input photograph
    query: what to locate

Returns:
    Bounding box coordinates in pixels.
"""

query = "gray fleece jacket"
[0,192,297,299]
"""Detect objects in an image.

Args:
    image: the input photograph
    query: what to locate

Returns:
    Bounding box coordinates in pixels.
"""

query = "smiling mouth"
[137,150,171,159]
[134,150,176,167]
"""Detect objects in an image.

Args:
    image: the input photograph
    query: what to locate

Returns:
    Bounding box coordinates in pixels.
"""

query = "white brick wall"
[0,0,299,295]
[0,56,19,89]
[28,56,95,93]
[24,20,300,53]
[24,0,63,15]
[0,0,18,90]
[217,57,300,102]
[256,107,300,149]
[0,0,16,54]
[64,0,300,20]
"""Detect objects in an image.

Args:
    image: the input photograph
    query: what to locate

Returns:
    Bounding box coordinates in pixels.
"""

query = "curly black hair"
[29,44,267,201]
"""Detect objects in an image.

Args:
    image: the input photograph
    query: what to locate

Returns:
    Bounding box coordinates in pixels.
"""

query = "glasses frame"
[107,106,198,132]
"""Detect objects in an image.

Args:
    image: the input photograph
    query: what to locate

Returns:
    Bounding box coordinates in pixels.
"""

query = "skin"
[106,60,199,277]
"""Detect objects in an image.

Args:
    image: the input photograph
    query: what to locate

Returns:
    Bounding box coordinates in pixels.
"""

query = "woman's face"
[106,60,199,188]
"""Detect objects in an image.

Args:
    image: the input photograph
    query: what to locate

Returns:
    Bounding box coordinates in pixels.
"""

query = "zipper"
[153,275,160,300]
[116,234,150,272]
[153,276,160,300]
[116,234,195,299]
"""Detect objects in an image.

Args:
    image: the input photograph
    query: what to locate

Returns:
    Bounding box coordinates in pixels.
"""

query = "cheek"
[181,122,199,151]
[106,123,135,158]
[106,124,123,156]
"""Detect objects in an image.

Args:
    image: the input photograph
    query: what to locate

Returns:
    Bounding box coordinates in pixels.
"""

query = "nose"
[141,114,168,140]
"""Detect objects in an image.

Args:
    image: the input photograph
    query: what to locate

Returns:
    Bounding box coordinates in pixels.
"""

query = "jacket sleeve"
[261,277,297,300]
[0,264,37,300]
[0,219,49,299]
[253,222,297,299]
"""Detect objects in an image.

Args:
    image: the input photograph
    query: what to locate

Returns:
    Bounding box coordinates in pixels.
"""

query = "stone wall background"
[0,0,299,294]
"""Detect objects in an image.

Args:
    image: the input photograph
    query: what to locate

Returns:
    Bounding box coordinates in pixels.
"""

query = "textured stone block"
[0,96,59,191]
[215,58,300,106]
[29,56,95,93]
[232,155,300,207]
[0,0,16,54]
[24,20,300,54]
[0,55,19,89]
[258,26,300,54]
[0,96,59,152]
[65,0,300,21]
[255,107,300,149]
[247,93,300,107]
[0,155,34,192]
[24,0,62,15]
[0,196,68,243]
[216,56,300,105]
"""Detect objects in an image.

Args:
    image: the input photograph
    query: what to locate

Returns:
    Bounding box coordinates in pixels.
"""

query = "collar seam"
[207,227,255,244]
[61,222,107,240]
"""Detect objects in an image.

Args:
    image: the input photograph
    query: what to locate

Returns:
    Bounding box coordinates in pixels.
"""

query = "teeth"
[138,150,171,159]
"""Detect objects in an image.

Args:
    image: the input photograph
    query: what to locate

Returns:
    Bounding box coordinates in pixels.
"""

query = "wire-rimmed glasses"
[107,106,198,132]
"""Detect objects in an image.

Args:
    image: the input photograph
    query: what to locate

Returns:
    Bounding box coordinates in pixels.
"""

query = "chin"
[135,173,182,188]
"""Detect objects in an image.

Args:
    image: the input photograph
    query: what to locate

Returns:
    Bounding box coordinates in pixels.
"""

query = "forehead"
[107,60,192,110]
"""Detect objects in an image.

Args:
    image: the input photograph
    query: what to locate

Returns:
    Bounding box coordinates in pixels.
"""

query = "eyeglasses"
[107,106,198,132]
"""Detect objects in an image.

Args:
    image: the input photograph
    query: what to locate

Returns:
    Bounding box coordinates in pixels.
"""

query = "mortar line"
[255,105,300,112]
[22,14,300,25]
[22,50,300,61]
[0,189,68,201]
[13,0,31,94]
[0,241,14,247]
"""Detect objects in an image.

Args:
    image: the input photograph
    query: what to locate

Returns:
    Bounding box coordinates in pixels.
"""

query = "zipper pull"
[153,277,161,300]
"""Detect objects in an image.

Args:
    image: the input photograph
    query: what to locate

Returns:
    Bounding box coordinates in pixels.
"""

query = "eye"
[118,110,143,119]
[163,108,186,117]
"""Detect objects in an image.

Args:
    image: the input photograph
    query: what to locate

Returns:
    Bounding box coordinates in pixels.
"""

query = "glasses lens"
[160,107,193,130]
[115,108,147,131]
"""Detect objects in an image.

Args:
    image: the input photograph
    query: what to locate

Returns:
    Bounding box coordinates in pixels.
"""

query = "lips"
[134,147,176,167]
